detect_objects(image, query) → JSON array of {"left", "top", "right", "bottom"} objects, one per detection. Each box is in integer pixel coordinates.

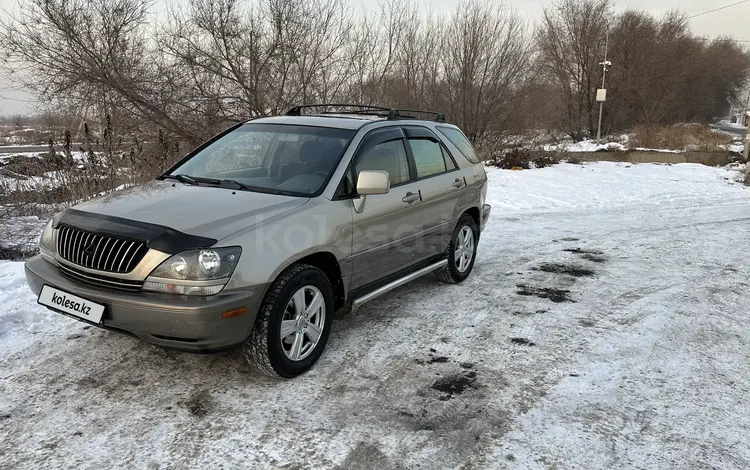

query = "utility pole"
[{"left": 596, "top": 30, "right": 611, "bottom": 144}]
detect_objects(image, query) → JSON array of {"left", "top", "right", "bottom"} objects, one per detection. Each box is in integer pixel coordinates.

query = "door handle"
[
  {"left": 452, "top": 178, "right": 465, "bottom": 188},
  {"left": 402, "top": 192, "right": 420, "bottom": 204}
]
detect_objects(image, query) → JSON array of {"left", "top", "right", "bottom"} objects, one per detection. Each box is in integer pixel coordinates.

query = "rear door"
[
  {"left": 403, "top": 126, "right": 467, "bottom": 257},
  {"left": 349, "top": 127, "right": 424, "bottom": 291}
]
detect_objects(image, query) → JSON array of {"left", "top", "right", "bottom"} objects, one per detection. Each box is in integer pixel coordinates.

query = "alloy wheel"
[
  {"left": 279, "top": 286, "right": 326, "bottom": 361},
  {"left": 454, "top": 226, "right": 474, "bottom": 273}
]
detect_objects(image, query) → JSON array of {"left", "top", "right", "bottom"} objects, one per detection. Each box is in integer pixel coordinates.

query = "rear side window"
[
  {"left": 409, "top": 139, "right": 446, "bottom": 178},
  {"left": 437, "top": 127, "right": 480, "bottom": 164}
]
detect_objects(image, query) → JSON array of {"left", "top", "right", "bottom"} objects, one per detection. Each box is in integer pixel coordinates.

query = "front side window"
[
  {"left": 436, "top": 126, "right": 480, "bottom": 164},
  {"left": 354, "top": 139, "right": 410, "bottom": 186},
  {"left": 167, "top": 123, "right": 354, "bottom": 196}
]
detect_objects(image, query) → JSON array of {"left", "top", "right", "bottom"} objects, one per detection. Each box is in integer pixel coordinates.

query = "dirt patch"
[
  {"left": 429, "top": 356, "right": 449, "bottom": 364},
  {"left": 559, "top": 237, "right": 580, "bottom": 242},
  {"left": 564, "top": 247, "right": 604, "bottom": 255},
  {"left": 535, "top": 263, "right": 595, "bottom": 277},
  {"left": 516, "top": 284, "right": 575, "bottom": 303},
  {"left": 510, "top": 337, "right": 536, "bottom": 346},
  {"left": 581, "top": 253, "right": 607, "bottom": 263},
  {"left": 512, "top": 308, "right": 549, "bottom": 316},
  {"left": 431, "top": 371, "right": 477, "bottom": 399},
  {"left": 185, "top": 389, "right": 213, "bottom": 418}
]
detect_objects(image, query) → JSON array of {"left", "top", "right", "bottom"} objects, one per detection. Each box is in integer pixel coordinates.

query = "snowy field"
[{"left": 1, "top": 162, "right": 750, "bottom": 469}]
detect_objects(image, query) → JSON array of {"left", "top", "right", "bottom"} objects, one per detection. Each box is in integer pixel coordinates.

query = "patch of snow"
[
  {"left": 726, "top": 143, "right": 745, "bottom": 153},
  {"left": 630, "top": 147, "right": 684, "bottom": 154},
  {"left": 717, "top": 119, "right": 749, "bottom": 130},
  {"left": 543, "top": 140, "right": 627, "bottom": 152}
]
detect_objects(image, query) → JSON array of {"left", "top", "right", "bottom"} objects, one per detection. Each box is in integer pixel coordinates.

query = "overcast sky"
[{"left": 0, "top": 0, "right": 748, "bottom": 115}]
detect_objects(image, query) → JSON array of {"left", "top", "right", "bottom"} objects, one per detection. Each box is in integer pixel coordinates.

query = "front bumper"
[
  {"left": 481, "top": 204, "right": 492, "bottom": 231},
  {"left": 24, "top": 255, "right": 267, "bottom": 353}
]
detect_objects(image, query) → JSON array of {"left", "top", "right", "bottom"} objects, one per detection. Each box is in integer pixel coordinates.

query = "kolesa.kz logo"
[{"left": 51, "top": 291, "right": 92, "bottom": 317}]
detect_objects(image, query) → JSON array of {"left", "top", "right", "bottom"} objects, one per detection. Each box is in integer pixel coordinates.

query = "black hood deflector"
[{"left": 55, "top": 208, "right": 217, "bottom": 254}]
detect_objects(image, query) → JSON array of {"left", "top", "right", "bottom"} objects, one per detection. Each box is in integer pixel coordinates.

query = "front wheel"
[
  {"left": 435, "top": 214, "right": 479, "bottom": 284},
  {"left": 243, "top": 264, "right": 333, "bottom": 378}
]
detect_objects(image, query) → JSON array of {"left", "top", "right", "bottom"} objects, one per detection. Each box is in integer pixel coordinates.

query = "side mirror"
[{"left": 356, "top": 170, "right": 390, "bottom": 195}]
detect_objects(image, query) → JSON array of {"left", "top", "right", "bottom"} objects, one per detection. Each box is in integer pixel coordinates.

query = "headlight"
[
  {"left": 142, "top": 247, "right": 241, "bottom": 296},
  {"left": 39, "top": 219, "right": 56, "bottom": 261}
]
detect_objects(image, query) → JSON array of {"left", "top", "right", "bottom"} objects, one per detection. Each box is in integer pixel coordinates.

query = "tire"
[
  {"left": 435, "top": 213, "right": 479, "bottom": 284},
  {"left": 243, "top": 264, "right": 334, "bottom": 378}
]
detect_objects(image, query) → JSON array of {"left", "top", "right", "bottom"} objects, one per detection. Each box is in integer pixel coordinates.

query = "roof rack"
[{"left": 285, "top": 104, "right": 446, "bottom": 123}]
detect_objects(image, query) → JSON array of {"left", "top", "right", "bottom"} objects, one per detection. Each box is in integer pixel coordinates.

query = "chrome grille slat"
[
  {"left": 91, "top": 235, "right": 103, "bottom": 266},
  {"left": 56, "top": 227, "right": 64, "bottom": 257},
  {"left": 124, "top": 243, "right": 143, "bottom": 272},
  {"left": 97, "top": 238, "right": 112, "bottom": 271},
  {"left": 65, "top": 227, "right": 73, "bottom": 262},
  {"left": 72, "top": 230, "right": 83, "bottom": 266},
  {"left": 76, "top": 231, "right": 85, "bottom": 266},
  {"left": 107, "top": 239, "right": 123, "bottom": 272},
  {"left": 64, "top": 227, "right": 72, "bottom": 261},
  {"left": 56, "top": 226, "right": 147, "bottom": 274},
  {"left": 118, "top": 241, "right": 136, "bottom": 272}
]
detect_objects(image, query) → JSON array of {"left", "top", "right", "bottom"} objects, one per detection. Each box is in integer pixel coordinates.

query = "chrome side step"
[{"left": 350, "top": 259, "right": 448, "bottom": 313}]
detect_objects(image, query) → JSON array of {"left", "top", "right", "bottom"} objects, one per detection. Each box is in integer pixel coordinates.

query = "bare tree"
[
  {"left": 440, "top": 0, "right": 534, "bottom": 142},
  {"left": 0, "top": 0, "right": 201, "bottom": 142},
  {"left": 537, "top": 0, "right": 612, "bottom": 141}
]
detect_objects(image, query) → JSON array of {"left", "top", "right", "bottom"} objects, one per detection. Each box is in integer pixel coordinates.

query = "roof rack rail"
[{"left": 285, "top": 104, "right": 447, "bottom": 123}]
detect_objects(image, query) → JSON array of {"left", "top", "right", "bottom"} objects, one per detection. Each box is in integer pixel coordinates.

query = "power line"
[{"left": 687, "top": 0, "right": 750, "bottom": 19}]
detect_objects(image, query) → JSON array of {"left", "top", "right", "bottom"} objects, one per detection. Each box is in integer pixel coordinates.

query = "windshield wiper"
[
  {"left": 163, "top": 174, "right": 198, "bottom": 185},
  {"left": 165, "top": 175, "right": 290, "bottom": 196},
  {"left": 218, "top": 179, "right": 281, "bottom": 195}
]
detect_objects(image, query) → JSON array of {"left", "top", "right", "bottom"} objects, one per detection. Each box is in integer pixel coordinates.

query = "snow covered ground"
[
  {"left": 1, "top": 162, "right": 750, "bottom": 469},
  {"left": 542, "top": 138, "right": 744, "bottom": 154}
]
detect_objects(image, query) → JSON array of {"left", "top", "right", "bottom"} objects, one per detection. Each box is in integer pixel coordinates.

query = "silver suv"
[{"left": 25, "top": 105, "right": 491, "bottom": 377}]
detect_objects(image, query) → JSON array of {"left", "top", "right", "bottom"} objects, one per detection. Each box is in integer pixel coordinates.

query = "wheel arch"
[
  {"left": 281, "top": 252, "right": 345, "bottom": 313},
  {"left": 462, "top": 206, "right": 481, "bottom": 229}
]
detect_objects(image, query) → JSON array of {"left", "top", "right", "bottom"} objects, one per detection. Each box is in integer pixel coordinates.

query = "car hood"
[{"left": 72, "top": 180, "right": 309, "bottom": 242}]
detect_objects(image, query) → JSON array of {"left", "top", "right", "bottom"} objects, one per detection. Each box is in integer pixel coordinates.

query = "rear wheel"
[
  {"left": 243, "top": 264, "right": 333, "bottom": 378},
  {"left": 436, "top": 214, "right": 479, "bottom": 284}
]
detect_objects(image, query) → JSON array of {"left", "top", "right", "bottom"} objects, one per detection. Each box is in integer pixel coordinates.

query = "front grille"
[
  {"left": 59, "top": 263, "right": 144, "bottom": 292},
  {"left": 56, "top": 225, "right": 148, "bottom": 274}
]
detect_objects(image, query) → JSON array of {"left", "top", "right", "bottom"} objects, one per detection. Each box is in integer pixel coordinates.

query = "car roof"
[{"left": 247, "top": 115, "right": 449, "bottom": 131}]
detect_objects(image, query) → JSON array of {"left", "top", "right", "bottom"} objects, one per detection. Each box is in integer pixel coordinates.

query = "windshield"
[{"left": 167, "top": 123, "right": 355, "bottom": 196}]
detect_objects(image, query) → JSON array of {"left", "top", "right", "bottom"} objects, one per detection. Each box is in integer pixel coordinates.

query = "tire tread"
[{"left": 242, "top": 263, "right": 316, "bottom": 378}]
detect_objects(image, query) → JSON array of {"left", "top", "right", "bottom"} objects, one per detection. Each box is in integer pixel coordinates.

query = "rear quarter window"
[{"left": 436, "top": 127, "right": 480, "bottom": 164}]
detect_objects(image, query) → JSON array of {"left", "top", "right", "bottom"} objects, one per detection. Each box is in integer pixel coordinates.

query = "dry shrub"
[
  {"left": 0, "top": 130, "right": 182, "bottom": 219},
  {"left": 488, "top": 148, "right": 531, "bottom": 169},
  {"left": 533, "top": 154, "right": 557, "bottom": 168},
  {"left": 631, "top": 124, "right": 731, "bottom": 152},
  {"left": 486, "top": 148, "right": 559, "bottom": 169}
]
